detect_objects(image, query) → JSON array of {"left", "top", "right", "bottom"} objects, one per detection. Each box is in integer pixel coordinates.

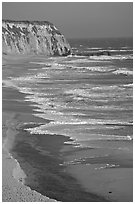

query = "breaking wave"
[{"left": 113, "top": 69, "right": 133, "bottom": 76}]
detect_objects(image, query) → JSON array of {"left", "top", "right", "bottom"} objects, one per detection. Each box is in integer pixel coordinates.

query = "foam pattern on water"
[{"left": 4, "top": 43, "right": 133, "bottom": 147}]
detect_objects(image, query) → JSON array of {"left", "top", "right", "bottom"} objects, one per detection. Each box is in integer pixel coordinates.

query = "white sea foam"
[
  {"left": 64, "top": 58, "right": 110, "bottom": 63},
  {"left": 119, "top": 49, "right": 133, "bottom": 52},
  {"left": 121, "top": 46, "right": 130, "bottom": 49},
  {"left": 74, "top": 66, "right": 115, "bottom": 72},
  {"left": 90, "top": 54, "right": 133, "bottom": 61},
  {"left": 113, "top": 69, "right": 133, "bottom": 76},
  {"left": 95, "top": 164, "right": 120, "bottom": 170},
  {"left": 5, "top": 51, "right": 132, "bottom": 149},
  {"left": 126, "top": 136, "right": 133, "bottom": 140},
  {"left": 68, "top": 54, "right": 86, "bottom": 58},
  {"left": 86, "top": 47, "right": 102, "bottom": 50},
  {"left": 49, "top": 63, "right": 73, "bottom": 70},
  {"left": 64, "top": 58, "right": 92, "bottom": 63},
  {"left": 92, "top": 85, "right": 122, "bottom": 91},
  {"left": 122, "top": 83, "right": 133, "bottom": 87},
  {"left": 10, "top": 72, "right": 50, "bottom": 86},
  {"left": 64, "top": 87, "right": 126, "bottom": 99},
  {"left": 95, "top": 49, "right": 133, "bottom": 52},
  {"left": 25, "top": 118, "right": 133, "bottom": 132},
  {"left": 49, "top": 56, "right": 68, "bottom": 60},
  {"left": 65, "top": 89, "right": 90, "bottom": 97},
  {"left": 24, "top": 123, "right": 133, "bottom": 142},
  {"left": 74, "top": 134, "right": 133, "bottom": 142}
]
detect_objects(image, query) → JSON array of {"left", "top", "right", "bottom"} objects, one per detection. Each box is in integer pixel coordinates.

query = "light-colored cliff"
[{"left": 2, "top": 20, "right": 71, "bottom": 56}]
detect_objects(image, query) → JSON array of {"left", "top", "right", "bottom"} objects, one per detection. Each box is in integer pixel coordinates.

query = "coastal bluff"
[{"left": 2, "top": 20, "right": 71, "bottom": 56}]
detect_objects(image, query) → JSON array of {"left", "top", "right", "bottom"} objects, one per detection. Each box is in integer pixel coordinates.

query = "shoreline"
[
  {"left": 2, "top": 53, "right": 132, "bottom": 202},
  {"left": 2, "top": 55, "right": 57, "bottom": 201},
  {"left": 2, "top": 56, "right": 105, "bottom": 202},
  {"left": 2, "top": 97, "right": 107, "bottom": 202},
  {"left": 2, "top": 111, "right": 56, "bottom": 202}
]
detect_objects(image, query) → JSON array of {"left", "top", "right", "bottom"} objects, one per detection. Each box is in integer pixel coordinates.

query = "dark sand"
[{"left": 2, "top": 112, "right": 55, "bottom": 202}]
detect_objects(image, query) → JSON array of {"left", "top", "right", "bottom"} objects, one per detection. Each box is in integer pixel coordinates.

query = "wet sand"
[
  {"left": 2, "top": 55, "right": 56, "bottom": 202},
  {"left": 64, "top": 149, "right": 133, "bottom": 202},
  {"left": 61, "top": 136, "right": 133, "bottom": 202},
  {"left": 2, "top": 111, "right": 56, "bottom": 202}
]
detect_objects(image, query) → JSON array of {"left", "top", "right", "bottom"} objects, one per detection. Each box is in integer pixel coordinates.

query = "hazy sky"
[{"left": 2, "top": 2, "right": 133, "bottom": 39}]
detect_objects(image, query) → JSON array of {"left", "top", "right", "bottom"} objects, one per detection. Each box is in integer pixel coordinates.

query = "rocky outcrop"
[
  {"left": 74, "top": 51, "right": 111, "bottom": 57},
  {"left": 2, "top": 20, "right": 71, "bottom": 56}
]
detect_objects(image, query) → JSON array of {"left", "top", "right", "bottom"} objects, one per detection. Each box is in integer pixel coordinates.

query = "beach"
[
  {"left": 2, "top": 37, "right": 133, "bottom": 202},
  {"left": 2, "top": 56, "right": 56, "bottom": 202},
  {"left": 2, "top": 2, "right": 133, "bottom": 202},
  {"left": 2, "top": 55, "right": 107, "bottom": 202}
]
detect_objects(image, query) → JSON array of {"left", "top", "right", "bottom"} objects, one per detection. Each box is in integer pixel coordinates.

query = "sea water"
[{"left": 7, "top": 37, "right": 133, "bottom": 201}]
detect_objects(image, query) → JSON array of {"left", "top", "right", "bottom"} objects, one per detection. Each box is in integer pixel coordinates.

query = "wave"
[
  {"left": 72, "top": 65, "right": 115, "bottom": 72},
  {"left": 86, "top": 47, "right": 102, "bottom": 50},
  {"left": 119, "top": 49, "right": 133, "bottom": 52},
  {"left": 24, "top": 118, "right": 133, "bottom": 133},
  {"left": 64, "top": 86, "right": 128, "bottom": 99},
  {"left": 98, "top": 49, "right": 132, "bottom": 52},
  {"left": 48, "top": 62, "right": 73, "bottom": 70},
  {"left": 85, "top": 49, "right": 132, "bottom": 52},
  {"left": 91, "top": 85, "right": 123, "bottom": 91},
  {"left": 29, "top": 61, "right": 67, "bottom": 70},
  {"left": 10, "top": 72, "right": 50, "bottom": 84},
  {"left": 24, "top": 123, "right": 133, "bottom": 142},
  {"left": 63, "top": 58, "right": 92, "bottom": 63},
  {"left": 90, "top": 54, "right": 133, "bottom": 61},
  {"left": 121, "top": 46, "right": 131, "bottom": 49},
  {"left": 4, "top": 56, "right": 132, "bottom": 149},
  {"left": 122, "top": 83, "right": 133, "bottom": 87},
  {"left": 113, "top": 68, "right": 133, "bottom": 76},
  {"left": 18, "top": 82, "right": 132, "bottom": 118},
  {"left": 95, "top": 164, "right": 120, "bottom": 170},
  {"left": 30, "top": 62, "right": 52, "bottom": 66}
]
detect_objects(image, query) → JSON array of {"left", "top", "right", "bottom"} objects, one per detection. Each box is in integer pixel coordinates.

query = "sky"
[{"left": 2, "top": 2, "right": 133, "bottom": 39}]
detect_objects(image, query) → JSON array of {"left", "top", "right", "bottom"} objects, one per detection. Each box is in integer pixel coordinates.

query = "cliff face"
[{"left": 2, "top": 20, "right": 71, "bottom": 56}]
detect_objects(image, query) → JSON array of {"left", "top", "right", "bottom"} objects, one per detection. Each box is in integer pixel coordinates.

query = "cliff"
[{"left": 2, "top": 20, "right": 71, "bottom": 56}]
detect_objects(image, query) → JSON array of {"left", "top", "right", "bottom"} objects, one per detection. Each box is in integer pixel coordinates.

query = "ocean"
[{"left": 4, "top": 37, "right": 133, "bottom": 201}]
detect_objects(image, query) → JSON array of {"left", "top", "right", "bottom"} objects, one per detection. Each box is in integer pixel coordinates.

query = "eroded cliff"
[{"left": 2, "top": 20, "right": 71, "bottom": 56}]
